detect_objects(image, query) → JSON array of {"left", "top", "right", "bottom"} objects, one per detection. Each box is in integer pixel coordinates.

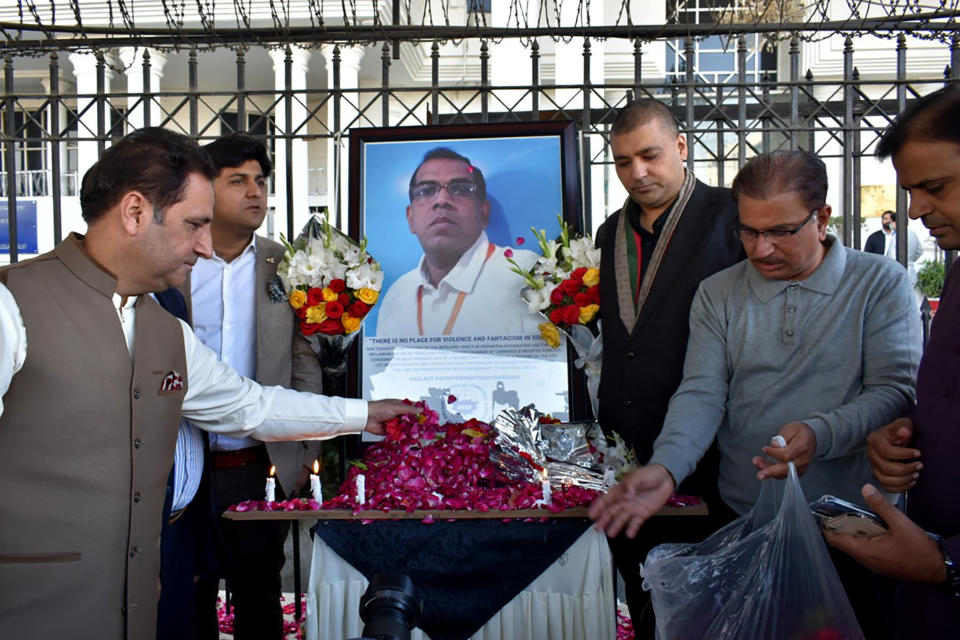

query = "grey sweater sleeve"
[
  {"left": 803, "top": 266, "right": 921, "bottom": 459},
  {"left": 648, "top": 283, "right": 729, "bottom": 486}
]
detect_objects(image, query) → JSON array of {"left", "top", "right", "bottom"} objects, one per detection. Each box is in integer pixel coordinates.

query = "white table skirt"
[{"left": 305, "top": 526, "right": 615, "bottom": 640}]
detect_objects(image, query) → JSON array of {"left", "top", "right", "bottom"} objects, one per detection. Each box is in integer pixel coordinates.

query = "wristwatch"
[{"left": 929, "top": 533, "right": 960, "bottom": 598}]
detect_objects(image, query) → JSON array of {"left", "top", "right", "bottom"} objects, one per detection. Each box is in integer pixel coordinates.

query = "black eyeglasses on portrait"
[
  {"left": 732, "top": 208, "right": 821, "bottom": 243},
  {"left": 410, "top": 180, "right": 480, "bottom": 203}
]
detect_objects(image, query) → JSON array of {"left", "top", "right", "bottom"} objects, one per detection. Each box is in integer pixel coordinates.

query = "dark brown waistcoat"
[{"left": 0, "top": 234, "right": 187, "bottom": 640}]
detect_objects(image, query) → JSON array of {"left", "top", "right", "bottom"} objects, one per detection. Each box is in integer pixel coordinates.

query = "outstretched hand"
[
  {"left": 825, "top": 483, "right": 945, "bottom": 584},
  {"left": 867, "top": 417, "right": 921, "bottom": 493},
  {"left": 587, "top": 464, "right": 676, "bottom": 539},
  {"left": 754, "top": 421, "right": 816, "bottom": 479},
  {"left": 364, "top": 399, "right": 421, "bottom": 435}
]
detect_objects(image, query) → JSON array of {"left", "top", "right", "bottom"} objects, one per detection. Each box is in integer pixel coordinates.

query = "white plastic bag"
[{"left": 640, "top": 463, "right": 863, "bottom": 640}]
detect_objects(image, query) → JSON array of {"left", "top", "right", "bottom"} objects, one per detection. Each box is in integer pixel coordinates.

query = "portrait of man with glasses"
[
  {"left": 590, "top": 149, "right": 922, "bottom": 639},
  {"left": 376, "top": 147, "right": 540, "bottom": 337}
]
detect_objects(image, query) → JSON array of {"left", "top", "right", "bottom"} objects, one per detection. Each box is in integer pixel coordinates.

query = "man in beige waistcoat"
[{"left": 0, "top": 127, "right": 409, "bottom": 640}]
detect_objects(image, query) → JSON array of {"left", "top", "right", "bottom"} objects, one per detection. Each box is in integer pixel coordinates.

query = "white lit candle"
[
  {"left": 265, "top": 465, "right": 277, "bottom": 503},
  {"left": 541, "top": 470, "right": 552, "bottom": 505},
  {"left": 356, "top": 473, "right": 366, "bottom": 506},
  {"left": 310, "top": 460, "right": 322, "bottom": 503}
]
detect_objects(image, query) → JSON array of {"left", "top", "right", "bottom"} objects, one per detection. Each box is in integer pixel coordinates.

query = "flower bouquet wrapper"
[
  {"left": 277, "top": 213, "right": 383, "bottom": 396},
  {"left": 564, "top": 321, "right": 603, "bottom": 419}
]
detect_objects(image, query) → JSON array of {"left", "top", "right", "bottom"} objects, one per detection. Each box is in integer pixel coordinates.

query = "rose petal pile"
[{"left": 322, "top": 402, "right": 601, "bottom": 514}]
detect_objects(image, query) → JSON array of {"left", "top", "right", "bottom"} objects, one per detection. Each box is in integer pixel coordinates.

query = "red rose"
[
  {"left": 329, "top": 279, "right": 346, "bottom": 293},
  {"left": 349, "top": 300, "right": 371, "bottom": 317},
  {"left": 385, "top": 419, "right": 405, "bottom": 442},
  {"left": 318, "top": 318, "right": 344, "bottom": 334},
  {"left": 294, "top": 305, "right": 307, "bottom": 320},
  {"left": 306, "top": 287, "right": 324, "bottom": 307},
  {"left": 325, "top": 300, "right": 345, "bottom": 319},
  {"left": 574, "top": 292, "right": 590, "bottom": 307},
  {"left": 300, "top": 319, "right": 321, "bottom": 335},
  {"left": 338, "top": 293, "right": 351, "bottom": 307},
  {"left": 562, "top": 305, "right": 580, "bottom": 325},
  {"left": 549, "top": 308, "right": 564, "bottom": 325},
  {"left": 571, "top": 267, "right": 587, "bottom": 282},
  {"left": 550, "top": 288, "right": 566, "bottom": 305},
  {"left": 587, "top": 285, "right": 600, "bottom": 304},
  {"left": 560, "top": 278, "right": 581, "bottom": 296}
]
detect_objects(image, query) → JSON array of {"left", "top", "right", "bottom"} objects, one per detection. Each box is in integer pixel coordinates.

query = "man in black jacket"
[
  {"left": 596, "top": 99, "right": 744, "bottom": 635},
  {"left": 864, "top": 210, "right": 894, "bottom": 255}
]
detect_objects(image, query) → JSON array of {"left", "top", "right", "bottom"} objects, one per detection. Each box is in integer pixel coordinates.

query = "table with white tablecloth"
[{"left": 305, "top": 522, "right": 614, "bottom": 640}]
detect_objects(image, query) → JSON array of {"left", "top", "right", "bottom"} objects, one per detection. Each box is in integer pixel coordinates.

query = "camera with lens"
[{"left": 348, "top": 572, "right": 423, "bottom": 640}]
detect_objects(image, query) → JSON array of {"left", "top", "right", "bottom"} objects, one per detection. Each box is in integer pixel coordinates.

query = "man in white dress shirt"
[
  {"left": 184, "top": 134, "right": 324, "bottom": 639},
  {"left": 0, "top": 127, "right": 409, "bottom": 640},
  {"left": 376, "top": 148, "right": 540, "bottom": 337}
]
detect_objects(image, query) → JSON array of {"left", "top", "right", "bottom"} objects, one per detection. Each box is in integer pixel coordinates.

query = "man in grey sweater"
[{"left": 590, "top": 150, "right": 921, "bottom": 637}]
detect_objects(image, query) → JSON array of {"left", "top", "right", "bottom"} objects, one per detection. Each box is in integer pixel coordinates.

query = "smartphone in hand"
[{"left": 810, "top": 495, "right": 888, "bottom": 538}]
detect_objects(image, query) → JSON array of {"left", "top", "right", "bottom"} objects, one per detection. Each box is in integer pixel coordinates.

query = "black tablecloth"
[{"left": 312, "top": 518, "right": 592, "bottom": 640}]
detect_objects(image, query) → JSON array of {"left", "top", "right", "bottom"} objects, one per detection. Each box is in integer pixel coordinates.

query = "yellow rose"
[
  {"left": 342, "top": 314, "right": 362, "bottom": 333},
  {"left": 356, "top": 287, "right": 380, "bottom": 305},
  {"left": 582, "top": 268, "right": 600, "bottom": 288},
  {"left": 538, "top": 322, "right": 561, "bottom": 348},
  {"left": 578, "top": 304, "right": 599, "bottom": 324},
  {"left": 288, "top": 289, "right": 307, "bottom": 310},
  {"left": 322, "top": 287, "right": 339, "bottom": 302},
  {"left": 305, "top": 304, "right": 327, "bottom": 324}
]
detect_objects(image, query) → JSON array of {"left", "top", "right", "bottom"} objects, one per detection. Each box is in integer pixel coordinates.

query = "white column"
[
  {"left": 320, "top": 45, "right": 363, "bottom": 232},
  {"left": 552, "top": 0, "right": 606, "bottom": 227},
  {"left": 491, "top": 1, "right": 532, "bottom": 113},
  {"left": 41, "top": 72, "right": 69, "bottom": 200},
  {"left": 554, "top": 0, "right": 604, "bottom": 108},
  {"left": 68, "top": 52, "right": 113, "bottom": 185},
  {"left": 117, "top": 48, "right": 167, "bottom": 131},
  {"left": 269, "top": 47, "right": 312, "bottom": 238}
]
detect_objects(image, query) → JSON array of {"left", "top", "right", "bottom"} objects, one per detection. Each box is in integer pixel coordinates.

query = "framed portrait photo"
[{"left": 349, "top": 121, "right": 586, "bottom": 424}]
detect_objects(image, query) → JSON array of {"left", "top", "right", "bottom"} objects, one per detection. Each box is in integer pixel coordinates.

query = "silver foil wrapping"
[{"left": 491, "top": 405, "right": 621, "bottom": 490}]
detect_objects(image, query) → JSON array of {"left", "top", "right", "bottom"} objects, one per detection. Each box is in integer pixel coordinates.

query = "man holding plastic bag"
[
  {"left": 590, "top": 150, "right": 922, "bottom": 638},
  {"left": 827, "top": 86, "right": 960, "bottom": 638}
]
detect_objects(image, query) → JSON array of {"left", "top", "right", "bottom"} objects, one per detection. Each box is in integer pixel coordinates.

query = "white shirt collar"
[
  {"left": 209, "top": 236, "right": 258, "bottom": 265},
  {"left": 416, "top": 231, "right": 491, "bottom": 295}
]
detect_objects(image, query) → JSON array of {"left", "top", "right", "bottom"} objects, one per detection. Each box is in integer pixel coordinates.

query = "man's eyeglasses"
[
  {"left": 410, "top": 180, "right": 480, "bottom": 203},
  {"left": 732, "top": 209, "right": 820, "bottom": 243}
]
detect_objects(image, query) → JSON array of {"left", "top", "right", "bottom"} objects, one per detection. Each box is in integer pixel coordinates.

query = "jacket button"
[
  {"left": 624, "top": 400, "right": 634, "bottom": 408},
  {"left": 134, "top": 438, "right": 143, "bottom": 449},
  {"left": 129, "top": 546, "right": 139, "bottom": 558},
  {"left": 626, "top": 351, "right": 636, "bottom": 359},
  {"left": 133, "top": 492, "right": 142, "bottom": 503},
  {"left": 133, "top": 388, "right": 142, "bottom": 400}
]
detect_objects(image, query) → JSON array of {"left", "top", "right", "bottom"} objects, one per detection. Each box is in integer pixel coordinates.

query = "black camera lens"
[{"left": 359, "top": 572, "right": 422, "bottom": 640}]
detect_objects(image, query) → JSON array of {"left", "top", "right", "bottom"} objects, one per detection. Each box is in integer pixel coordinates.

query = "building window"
[
  {"left": 0, "top": 109, "right": 48, "bottom": 197},
  {"left": 666, "top": 0, "right": 777, "bottom": 83},
  {"left": 467, "top": 0, "right": 492, "bottom": 14}
]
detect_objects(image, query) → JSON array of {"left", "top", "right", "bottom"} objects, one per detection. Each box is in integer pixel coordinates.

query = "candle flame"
[
  {"left": 313, "top": 460, "right": 320, "bottom": 474},
  {"left": 269, "top": 465, "right": 276, "bottom": 477}
]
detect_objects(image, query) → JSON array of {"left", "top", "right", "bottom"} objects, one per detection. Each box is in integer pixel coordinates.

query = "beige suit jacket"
[{"left": 181, "top": 235, "right": 324, "bottom": 494}]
